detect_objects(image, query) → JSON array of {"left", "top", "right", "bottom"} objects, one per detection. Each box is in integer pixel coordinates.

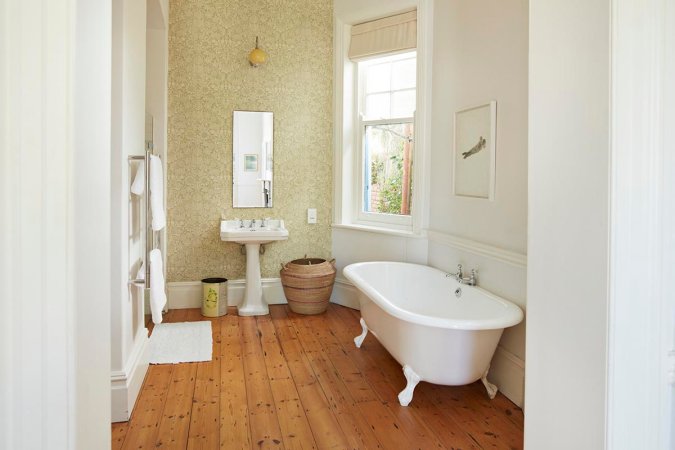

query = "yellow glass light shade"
[{"left": 248, "top": 37, "right": 268, "bottom": 67}]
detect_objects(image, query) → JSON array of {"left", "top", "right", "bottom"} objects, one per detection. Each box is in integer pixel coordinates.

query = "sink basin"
[
  {"left": 220, "top": 219, "right": 289, "bottom": 244},
  {"left": 220, "top": 219, "right": 288, "bottom": 316}
]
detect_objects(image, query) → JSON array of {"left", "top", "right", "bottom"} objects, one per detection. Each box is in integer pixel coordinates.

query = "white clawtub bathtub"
[{"left": 343, "top": 261, "right": 523, "bottom": 406}]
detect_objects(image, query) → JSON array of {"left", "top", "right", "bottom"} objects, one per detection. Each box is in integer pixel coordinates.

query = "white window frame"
[
  {"left": 355, "top": 52, "right": 416, "bottom": 228},
  {"left": 333, "top": 1, "right": 433, "bottom": 235}
]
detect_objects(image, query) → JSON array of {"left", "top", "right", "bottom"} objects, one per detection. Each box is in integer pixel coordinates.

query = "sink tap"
[
  {"left": 239, "top": 218, "right": 244, "bottom": 228},
  {"left": 260, "top": 218, "right": 267, "bottom": 227},
  {"left": 250, "top": 219, "right": 257, "bottom": 228}
]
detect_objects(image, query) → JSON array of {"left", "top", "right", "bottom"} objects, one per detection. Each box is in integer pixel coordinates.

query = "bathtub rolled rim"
[{"left": 343, "top": 261, "right": 524, "bottom": 331}]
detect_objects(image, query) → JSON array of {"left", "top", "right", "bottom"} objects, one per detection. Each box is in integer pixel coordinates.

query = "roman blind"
[{"left": 348, "top": 10, "right": 417, "bottom": 60}]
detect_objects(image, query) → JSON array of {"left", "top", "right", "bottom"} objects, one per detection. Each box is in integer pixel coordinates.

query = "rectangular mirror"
[{"left": 233, "top": 110, "right": 273, "bottom": 208}]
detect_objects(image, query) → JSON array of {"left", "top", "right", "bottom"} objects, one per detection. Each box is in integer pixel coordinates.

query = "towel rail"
[{"left": 127, "top": 147, "right": 153, "bottom": 287}]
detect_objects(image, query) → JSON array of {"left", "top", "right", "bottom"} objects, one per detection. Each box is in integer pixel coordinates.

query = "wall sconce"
[{"left": 248, "top": 36, "right": 268, "bottom": 67}]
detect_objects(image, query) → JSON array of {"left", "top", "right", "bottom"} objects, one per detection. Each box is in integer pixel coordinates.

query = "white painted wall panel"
[
  {"left": 429, "top": 0, "right": 528, "bottom": 254},
  {"left": 111, "top": 0, "right": 150, "bottom": 422},
  {"left": 331, "top": 227, "right": 428, "bottom": 281},
  {"left": 1, "top": 0, "right": 112, "bottom": 448},
  {"left": 526, "top": 0, "right": 611, "bottom": 448}
]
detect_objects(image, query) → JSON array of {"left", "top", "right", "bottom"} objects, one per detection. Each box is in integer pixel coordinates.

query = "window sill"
[{"left": 330, "top": 223, "right": 427, "bottom": 239}]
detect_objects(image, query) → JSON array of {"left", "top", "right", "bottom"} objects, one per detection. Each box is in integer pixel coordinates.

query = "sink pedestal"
[
  {"left": 237, "top": 243, "right": 269, "bottom": 316},
  {"left": 219, "top": 219, "right": 288, "bottom": 317}
]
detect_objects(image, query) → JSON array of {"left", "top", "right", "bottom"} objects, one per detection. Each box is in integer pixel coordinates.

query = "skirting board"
[
  {"left": 167, "top": 278, "right": 287, "bottom": 309},
  {"left": 111, "top": 331, "right": 149, "bottom": 422},
  {"left": 489, "top": 346, "right": 525, "bottom": 408},
  {"left": 329, "top": 276, "right": 525, "bottom": 407},
  {"left": 330, "top": 277, "right": 360, "bottom": 309}
]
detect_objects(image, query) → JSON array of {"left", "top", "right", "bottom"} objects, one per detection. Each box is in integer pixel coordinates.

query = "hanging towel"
[
  {"left": 149, "top": 249, "right": 167, "bottom": 324},
  {"left": 150, "top": 155, "right": 166, "bottom": 231},
  {"left": 136, "top": 261, "right": 145, "bottom": 280},
  {"left": 130, "top": 161, "right": 145, "bottom": 195}
]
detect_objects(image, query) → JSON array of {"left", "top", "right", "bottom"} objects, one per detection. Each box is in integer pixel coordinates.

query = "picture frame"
[
  {"left": 452, "top": 101, "right": 497, "bottom": 200},
  {"left": 243, "top": 154, "right": 258, "bottom": 172}
]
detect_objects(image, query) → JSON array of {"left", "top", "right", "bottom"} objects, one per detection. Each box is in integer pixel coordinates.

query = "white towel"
[
  {"left": 149, "top": 249, "right": 167, "bottom": 324},
  {"left": 130, "top": 161, "right": 145, "bottom": 195},
  {"left": 150, "top": 155, "right": 166, "bottom": 231}
]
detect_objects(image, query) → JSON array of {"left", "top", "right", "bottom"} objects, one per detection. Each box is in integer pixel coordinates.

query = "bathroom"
[{"left": 2, "top": 0, "right": 673, "bottom": 449}]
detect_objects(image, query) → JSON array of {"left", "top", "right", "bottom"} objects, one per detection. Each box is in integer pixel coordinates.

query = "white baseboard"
[
  {"left": 330, "top": 277, "right": 360, "bottom": 310},
  {"left": 111, "top": 331, "right": 149, "bottom": 422},
  {"left": 167, "top": 278, "right": 287, "bottom": 310},
  {"left": 489, "top": 345, "right": 525, "bottom": 408},
  {"left": 170, "top": 277, "right": 362, "bottom": 311}
]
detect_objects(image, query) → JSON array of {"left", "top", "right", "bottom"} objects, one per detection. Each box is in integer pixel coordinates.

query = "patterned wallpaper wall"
[{"left": 167, "top": 0, "right": 333, "bottom": 281}]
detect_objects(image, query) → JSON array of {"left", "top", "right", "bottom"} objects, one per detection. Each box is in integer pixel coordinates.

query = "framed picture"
[
  {"left": 453, "top": 101, "right": 497, "bottom": 200},
  {"left": 244, "top": 154, "right": 258, "bottom": 172}
]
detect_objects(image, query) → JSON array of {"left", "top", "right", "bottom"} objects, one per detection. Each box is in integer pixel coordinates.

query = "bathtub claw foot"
[
  {"left": 481, "top": 366, "right": 498, "bottom": 399},
  {"left": 354, "top": 318, "right": 369, "bottom": 348},
  {"left": 398, "top": 365, "right": 421, "bottom": 406}
]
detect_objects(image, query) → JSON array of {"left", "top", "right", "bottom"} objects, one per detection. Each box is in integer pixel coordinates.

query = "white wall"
[
  {"left": 111, "top": 0, "right": 150, "bottom": 422},
  {"left": 526, "top": 0, "right": 610, "bottom": 448},
  {"left": 1, "top": 0, "right": 112, "bottom": 448},
  {"left": 428, "top": 0, "right": 528, "bottom": 405},
  {"left": 428, "top": 0, "right": 528, "bottom": 253}
]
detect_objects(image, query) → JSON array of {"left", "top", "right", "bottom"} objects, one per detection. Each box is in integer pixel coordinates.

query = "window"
[
  {"left": 335, "top": 7, "right": 430, "bottom": 234},
  {"left": 357, "top": 52, "right": 416, "bottom": 225}
]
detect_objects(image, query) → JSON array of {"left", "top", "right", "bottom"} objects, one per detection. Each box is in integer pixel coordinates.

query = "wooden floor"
[{"left": 113, "top": 305, "right": 523, "bottom": 450}]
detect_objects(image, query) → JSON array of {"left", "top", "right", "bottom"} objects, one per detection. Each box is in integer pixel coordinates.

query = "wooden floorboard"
[
  {"left": 241, "top": 316, "right": 286, "bottom": 448},
  {"left": 187, "top": 314, "right": 221, "bottom": 450},
  {"left": 111, "top": 422, "right": 129, "bottom": 450},
  {"left": 219, "top": 310, "right": 251, "bottom": 449},
  {"left": 287, "top": 307, "right": 385, "bottom": 449},
  {"left": 121, "top": 364, "right": 173, "bottom": 450},
  {"left": 115, "top": 305, "right": 524, "bottom": 450},
  {"left": 257, "top": 315, "right": 318, "bottom": 450},
  {"left": 155, "top": 363, "right": 198, "bottom": 449},
  {"left": 270, "top": 307, "right": 350, "bottom": 450}
]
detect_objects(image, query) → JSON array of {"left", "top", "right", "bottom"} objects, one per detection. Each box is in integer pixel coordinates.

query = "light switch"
[{"left": 307, "top": 208, "right": 317, "bottom": 224}]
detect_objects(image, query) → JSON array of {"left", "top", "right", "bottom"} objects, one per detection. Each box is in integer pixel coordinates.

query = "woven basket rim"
[{"left": 287, "top": 257, "right": 330, "bottom": 265}]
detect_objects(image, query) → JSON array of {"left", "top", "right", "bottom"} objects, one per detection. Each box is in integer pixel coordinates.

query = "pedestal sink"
[{"left": 220, "top": 219, "right": 288, "bottom": 316}]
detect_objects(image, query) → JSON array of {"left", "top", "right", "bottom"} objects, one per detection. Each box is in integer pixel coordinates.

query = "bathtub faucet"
[
  {"left": 461, "top": 269, "right": 478, "bottom": 286},
  {"left": 446, "top": 265, "right": 478, "bottom": 286},
  {"left": 446, "top": 264, "right": 464, "bottom": 282}
]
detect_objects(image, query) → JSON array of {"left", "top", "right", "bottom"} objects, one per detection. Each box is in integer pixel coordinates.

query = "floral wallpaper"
[{"left": 167, "top": 0, "right": 333, "bottom": 282}]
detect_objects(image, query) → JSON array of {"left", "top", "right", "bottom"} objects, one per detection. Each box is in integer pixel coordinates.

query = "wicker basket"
[{"left": 280, "top": 257, "right": 336, "bottom": 315}]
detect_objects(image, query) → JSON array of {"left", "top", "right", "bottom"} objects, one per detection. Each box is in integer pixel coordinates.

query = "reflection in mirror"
[
  {"left": 233, "top": 111, "right": 273, "bottom": 208},
  {"left": 145, "top": 113, "right": 153, "bottom": 149}
]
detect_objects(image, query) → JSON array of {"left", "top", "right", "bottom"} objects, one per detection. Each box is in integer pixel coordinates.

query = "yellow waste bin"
[{"left": 201, "top": 277, "right": 228, "bottom": 317}]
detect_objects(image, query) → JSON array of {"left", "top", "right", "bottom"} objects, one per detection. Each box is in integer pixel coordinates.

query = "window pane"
[
  {"left": 391, "top": 89, "right": 416, "bottom": 118},
  {"left": 363, "top": 123, "right": 414, "bottom": 215},
  {"left": 364, "top": 93, "right": 390, "bottom": 120},
  {"left": 391, "top": 58, "right": 416, "bottom": 90},
  {"left": 365, "top": 63, "right": 391, "bottom": 93}
]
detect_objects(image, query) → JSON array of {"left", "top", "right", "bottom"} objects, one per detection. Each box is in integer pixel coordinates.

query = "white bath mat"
[{"left": 148, "top": 321, "right": 213, "bottom": 364}]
